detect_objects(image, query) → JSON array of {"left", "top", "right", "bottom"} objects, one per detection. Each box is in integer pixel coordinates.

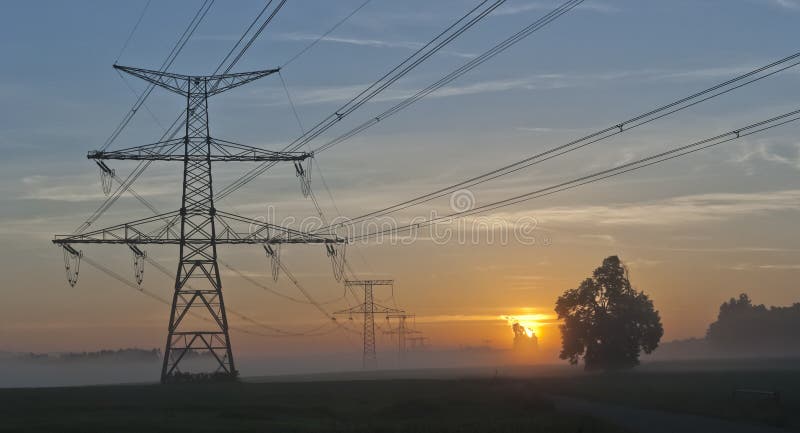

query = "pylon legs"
[
  {"left": 160, "top": 284, "right": 237, "bottom": 383},
  {"left": 362, "top": 283, "right": 377, "bottom": 369}
]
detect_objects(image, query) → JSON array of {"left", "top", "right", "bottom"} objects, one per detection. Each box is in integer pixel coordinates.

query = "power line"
[
  {"left": 114, "top": 68, "right": 165, "bottom": 130},
  {"left": 86, "top": 0, "right": 369, "bottom": 234},
  {"left": 77, "top": 0, "right": 219, "bottom": 233},
  {"left": 281, "top": 0, "right": 373, "bottom": 68},
  {"left": 277, "top": 261, "right": 361, "bottom": 335},
  {"left": 59, "top": 3, "right": 356, "bottom": 380},
  {"left": 220, "top": 260, "right": 345, "bottom": 305},
  {"left": 276, "top": 0, "right": 583, "bottom": 310},
  {"left": 317, "top": 51, "right": 800, "bottom": 231},
  {"left": 347, "top": 108, "right": 800, "bottom": 242},
  {"left": 272, "top": 0, "right": 504, "bottom": 296},
  {"left": 79, "top": 0, "right": 500, "bottom": 232},
  {"left": 81, "top": 253, "right": 343, "bottom": 338},
  {"left": 279, "top": 70, "right": 306, "bottom": 134},
  {"left": 277, "top": 77, "right": 374, "bottom": 283},
  {"left": 83, "top": 133, "right": 362, "bottom": 332},
  {"left": 115, "top": 0, "right": 152, "bottom": 63},
  {"left": 76, "top": 0, "right": 283, "bottom": 233},
  {"left": 212, "top": 0, "right": 277, "bottom": 75},
  {"left": 58, "top": 64, "right": 350, "bottom": 381},
  {"left": 144, "top": 257, "right": 345, "bottom": 336},
  {"left": 276, "top": 68, "right": 371, "bottom": 285},
  {"left": 216, "top": 0, "right": 585, "bottom": 200},
  {"left": 313, "top": 0, "right": 586, "bottom": 154},
  {"left": 216, "top": 0, "right": 508, "bottom": 200},
  {"left": 74, "top": 2, "right": 366, "bottom": 324},
  {"left": 450, "top": 110, "right": 800, "bottom": 220},
  {"left": 103, "top": 0, "right": 214, "bottom": 152},
  {"left": 217, "top": 0, "right": 288, "bottom": 75}
]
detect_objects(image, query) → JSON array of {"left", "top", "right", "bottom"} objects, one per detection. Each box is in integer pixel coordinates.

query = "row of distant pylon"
[{"left": 334, "top": 280, "right": 427, "bottom": 369}]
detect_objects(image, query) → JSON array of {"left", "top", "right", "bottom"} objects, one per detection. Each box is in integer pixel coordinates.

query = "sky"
[{"left": 1, "top": 0, "right": 799, "bottom": 370}]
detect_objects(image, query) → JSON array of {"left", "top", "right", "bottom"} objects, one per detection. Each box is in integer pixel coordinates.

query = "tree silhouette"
[
  {"left": 706, "top": 293, "right": 800, "bottom": 353},
  {"left": 555, "top": 256, "right": 663, "bottom": 370}
]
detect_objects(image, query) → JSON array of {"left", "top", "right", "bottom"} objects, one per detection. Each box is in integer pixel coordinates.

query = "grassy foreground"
[
  {"left": 533, "top": 362, "right": 800, "bottom": 430},
  {"left": 0, "top": 379, "right": 624, "bottom": 433}
]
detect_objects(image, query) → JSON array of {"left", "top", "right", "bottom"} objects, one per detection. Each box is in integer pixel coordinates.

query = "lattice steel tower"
[
  {"left": 54, "top": 65, "right": 344, "bottom": 383},
  {"left": 384, "top": 313, "right": 418, "bottom": 361},
  {"left": 335, "top": 280, "right": 401, "bottom": 368}
]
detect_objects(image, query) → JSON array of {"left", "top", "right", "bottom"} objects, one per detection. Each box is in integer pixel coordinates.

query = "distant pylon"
[
  {"left": 407, "top": 335, "right": 428, "bottom": 351},
  {"left": 335, "top": 280, "right": 401, "bottom": 369},
  {"left": 384, "top": 313, "right": 418, "bottom": 361}
]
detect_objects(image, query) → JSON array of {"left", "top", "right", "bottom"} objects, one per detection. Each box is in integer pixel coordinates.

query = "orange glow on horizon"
[{"left": 502, "top": 314, "right": 553, "bottom": 339}]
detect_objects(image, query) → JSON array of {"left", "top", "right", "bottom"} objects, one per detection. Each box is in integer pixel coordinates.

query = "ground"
[
  {"left": 0, "top": 379, "right": 624, "bottom": 433},
  {"left": 1, "top": 359, "right": 798, "bottom": 433},
  {"left": 533, "top": 360, "right": 800, "bottom": 430}
]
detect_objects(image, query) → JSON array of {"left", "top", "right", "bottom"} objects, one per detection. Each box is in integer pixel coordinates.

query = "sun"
[{"left": 502, "top": 314, "right": 549, "bottom": 338}]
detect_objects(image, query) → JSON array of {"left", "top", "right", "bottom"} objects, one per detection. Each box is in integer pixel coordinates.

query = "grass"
[
  {"left": 531, "top": 364, "right": 800, "bottom": 430},
  {"left": 0, "top": 379, "right": 625, "bottom": 433},
  {"left": 5, "top": 360, "right": 796, "bottom": 432}
]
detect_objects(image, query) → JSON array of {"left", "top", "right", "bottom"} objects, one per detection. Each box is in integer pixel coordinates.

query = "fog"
[{"left": 0, "top": 345, "right": 551, "bottom": 388}]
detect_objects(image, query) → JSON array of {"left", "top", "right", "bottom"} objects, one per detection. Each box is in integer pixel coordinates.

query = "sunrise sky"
[{"left": 1, "top": 0, "right": 799, "bottom": 365}]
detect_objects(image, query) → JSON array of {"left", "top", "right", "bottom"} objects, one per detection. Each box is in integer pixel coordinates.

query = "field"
[
  {"left": 1, "top": 359, "right": 798, "bottom": 433},
  {"left": 0, "top": 379, "right": 624, "bottom": 433},
  {"left": 533, "top": 360, "right": 800, "bottom": 430}
]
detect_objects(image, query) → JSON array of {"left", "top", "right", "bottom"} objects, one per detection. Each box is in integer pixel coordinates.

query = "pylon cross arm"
[
  {"left": 89, "top": 138, "right": 310, "bottom": 162},
  {"left": 52, "top": 210, "right": 346, "bottom": 245},
  {"left": 344, "top": 280, "right": 394, "bottom": 286},
  {"left": 334, "top": 305, "right": 403, "bottom": 316},
  {"left": 114, "top": 64, "right": 280, "bottom": 97},
  {"left": 214, "top": 211, "right": 346, "bottom": 244}
]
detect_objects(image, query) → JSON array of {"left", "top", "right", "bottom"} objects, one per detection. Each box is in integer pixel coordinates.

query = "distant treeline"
[
  {"left": 1, "top": 348, "right": 221, "bottom": 364},
  {"left": 0, "top": 348, "right": 228, "bottom": 364},
  {"left": 652, "top": 293, "right": 800, "bottom": 360},
  {"left": 9, "top": 348, "right": 162, "bottom": 364},
  {"left": 707, "top": 293, "right": 800, "bottom": 353}
]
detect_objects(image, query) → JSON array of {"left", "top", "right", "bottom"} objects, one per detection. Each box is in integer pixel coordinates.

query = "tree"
[
  {"left": 555, "top": 256, "right": 663, "bottom": 370},
  {"left": 706, "top": 293, "right": 800, "bottom": 354}
]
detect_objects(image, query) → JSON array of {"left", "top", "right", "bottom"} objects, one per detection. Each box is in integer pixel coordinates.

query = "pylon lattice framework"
[
  {"left": 54, "top": 65, "right": 345, "bottom": 383},
  {"left": 384, "top": 313, "right": 419, "bottom": 360},
  {"left": 334, "top": 280, "right": 402, "bottom": 369}
]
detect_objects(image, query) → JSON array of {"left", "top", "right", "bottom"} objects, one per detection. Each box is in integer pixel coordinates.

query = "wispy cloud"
[
  {"left": 250, "top": 74, "right": 573, "bottom": 107},
  {"left": 772, "top": 0, "right": 800, "bottom": 10},
  {"left": 192, "top": 34, "right": 240, "bottom": 42},
  {"left": 220, "top": 270, "right": 272, "bottom": 279},
  {"left": 427, "top": 77, "right": 559, "bottom": 97},
  {"left": 250, "top": 61, "right": 788, "bottom": 107},
  {"left": 276, "top": 33, "right": 476, "bottom": 58},
  {"left": 724, "top": 262, "right": 800, "bottom": 271},
  {"left": 416, "top": 312, "right": 558, "bottom": 324},
  {"left": 626, "top": 258, "right": 663, "bottom": 267},
  {"left": 516, "top": 127, "right": 553, "bottom": 132},
  {"left": 494, "top": 1, "right": 620, "bottom": 16},
  {"left": 492, "top": 190, "right": 800, "bottom": 227},
  {"left": 732, "top": 138, "right": 800, "bottom": 171},
  {"left": 662, "top": 246, "right": 800, "bottom": 253},
  {"left": 759, "top": 263, "right": 800, "bottom": 269},
  {"left": 580, "top": 233, "right": 615, "bottom": 243},
  {"left": 19, "top": 175, "right": 176, "bottom": 202},
  {"left": 504, "top": 275, "right": 545, "bottom": 281},
  {"left": 653, "top": 66, "right": 757, "bottom": 81}
]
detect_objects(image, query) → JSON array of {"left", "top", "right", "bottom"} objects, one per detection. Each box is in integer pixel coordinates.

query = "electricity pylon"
[
  {"left": 54, "top": 65, "right": 345, "bottom": 383},
  {"left": 334, "top": 280, "right": 401, "bottom": 369},
  {"left": 407, "top": 335, "right": 428, "bottom": 351},
  {"left": 384, "top": 313, "right": 418, "bottom": 361}
]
